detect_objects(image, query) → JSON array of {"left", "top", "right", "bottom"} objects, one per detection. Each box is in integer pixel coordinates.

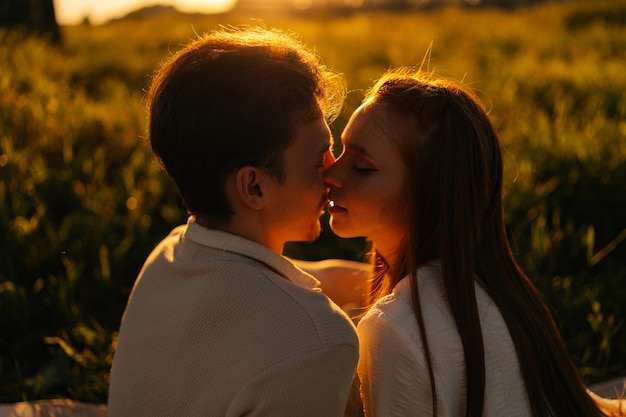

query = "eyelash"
[{"left": 352, "top": 166, "right": 377, "bottom": 174}]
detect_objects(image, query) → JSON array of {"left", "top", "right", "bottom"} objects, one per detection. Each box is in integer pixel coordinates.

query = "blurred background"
[{"left": 1, "top": 0, "right": 625, "bottom": 404}]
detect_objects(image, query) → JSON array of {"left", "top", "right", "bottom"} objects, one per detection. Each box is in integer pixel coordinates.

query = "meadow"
[{"left": 1, "top": 0, "right": 625, "bottom": 403}]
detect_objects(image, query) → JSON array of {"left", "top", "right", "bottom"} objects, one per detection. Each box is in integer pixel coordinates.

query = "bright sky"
[{"left": 54, "top": 0, "right": 238, "bottom": 25}]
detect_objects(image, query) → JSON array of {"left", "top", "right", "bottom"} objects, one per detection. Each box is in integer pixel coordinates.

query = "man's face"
[{"left": 264, "top": 112, "right": 334, "bottom": 251}]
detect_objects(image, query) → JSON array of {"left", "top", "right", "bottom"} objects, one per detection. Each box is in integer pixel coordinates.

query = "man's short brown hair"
[{"left": 148, "top": 26, "right": 345, "bottom": 225}]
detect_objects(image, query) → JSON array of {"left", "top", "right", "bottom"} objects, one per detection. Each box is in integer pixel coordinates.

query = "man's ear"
[{"left": 234, "top": 166, "right": 267, "bottom": 210}]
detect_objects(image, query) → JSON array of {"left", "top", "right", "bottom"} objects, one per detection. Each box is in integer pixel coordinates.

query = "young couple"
[{"left": 107, "top": 27, "right": 622, "bottom": 417}]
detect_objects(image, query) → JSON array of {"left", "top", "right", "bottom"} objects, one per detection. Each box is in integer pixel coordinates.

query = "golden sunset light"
[
  {"left": 2, "top": 0, "right": 625, "bottom": 412},
  {"left": 53, "top": 0, "right": 238, "bottom": 25}
]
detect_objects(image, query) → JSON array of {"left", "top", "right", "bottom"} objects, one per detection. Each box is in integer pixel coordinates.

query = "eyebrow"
[{"left": 344, "top": 142, "right": 374, "bottom": 159}]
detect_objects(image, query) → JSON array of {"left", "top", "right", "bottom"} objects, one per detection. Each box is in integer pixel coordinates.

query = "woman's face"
[{"left": 325, "top": 101, "right": 407, "bottom": 260}]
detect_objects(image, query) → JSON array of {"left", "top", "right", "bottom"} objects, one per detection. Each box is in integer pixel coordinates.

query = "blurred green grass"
[{"left": 1, "top": 0, "right": 625, "bottom": 402}]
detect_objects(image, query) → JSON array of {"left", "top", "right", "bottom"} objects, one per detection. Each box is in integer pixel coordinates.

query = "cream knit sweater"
[
  {"left": 357, "top": 260, "right": 532, "bottom": 417},
  {"left": 108, "top": 219, "right": 358, "bottom": 417}
]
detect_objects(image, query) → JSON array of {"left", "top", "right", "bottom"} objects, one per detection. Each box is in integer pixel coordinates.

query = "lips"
[{"left": 327, "top": 199, "right": 347, "bottom": 214}]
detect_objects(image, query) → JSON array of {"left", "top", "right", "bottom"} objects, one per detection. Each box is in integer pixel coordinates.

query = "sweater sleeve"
[
  {"left": 225, "top": 343, "right": 358, "bottom": 417},
  {"left": 357, "top": 312, "right": 428, "bottom": 417}
]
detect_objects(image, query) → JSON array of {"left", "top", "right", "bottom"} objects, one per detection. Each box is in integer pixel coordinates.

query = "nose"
[
  {"left": 323, "top": 157, "right": 341, "bottom": 188},
  {"left": 323, "top": 149, "right": 335, "bottom": 171}
]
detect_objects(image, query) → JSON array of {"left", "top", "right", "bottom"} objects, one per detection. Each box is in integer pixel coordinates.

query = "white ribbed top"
[{"left": 357, "top": 261, "right": 532, "bottom": 417}]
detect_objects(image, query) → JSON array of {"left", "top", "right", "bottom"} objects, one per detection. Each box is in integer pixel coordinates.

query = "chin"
[
  {"left": 331, "top": 231, "right": 354, "bottom": 239},
  {"left": 306, "top": 223, "right": 323, "bottom": 242},
  {"left": 328, "top": 221, "right": 353, "bottom": 239}
]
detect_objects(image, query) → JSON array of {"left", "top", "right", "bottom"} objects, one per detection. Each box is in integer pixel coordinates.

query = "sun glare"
[
  {"left": 175, "top": 0, "right": 238, "bottom": 14},
  {"left": 53, "top": 0, "right": 238, "bottom": 26}
]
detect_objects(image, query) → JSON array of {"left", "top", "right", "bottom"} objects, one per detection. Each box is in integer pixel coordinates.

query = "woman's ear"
[{"left": 234, "top": 166, "right": 266, "bottom": 210}]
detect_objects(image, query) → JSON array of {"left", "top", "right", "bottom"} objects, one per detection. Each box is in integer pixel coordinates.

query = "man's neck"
[{"left": 216, "top": 218, "right": 283, "bottom": 255}]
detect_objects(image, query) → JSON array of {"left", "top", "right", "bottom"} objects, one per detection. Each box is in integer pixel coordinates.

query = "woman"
[{"left": 324, "top": 69, "right": 622, "bottom": 416}]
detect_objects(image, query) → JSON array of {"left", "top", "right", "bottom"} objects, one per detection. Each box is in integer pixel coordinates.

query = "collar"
[{"left": 182, "top": 218, "right": 321, "bottom": 291}]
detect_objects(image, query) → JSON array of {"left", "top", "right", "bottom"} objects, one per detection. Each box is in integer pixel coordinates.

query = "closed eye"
[{"left": 352, "top": 166, "right": 377, "bottom": 173}]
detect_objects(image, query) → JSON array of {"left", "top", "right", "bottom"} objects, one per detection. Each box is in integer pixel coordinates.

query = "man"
[{"left": 107, "top": 27, "right": 359, "bottom": 417}]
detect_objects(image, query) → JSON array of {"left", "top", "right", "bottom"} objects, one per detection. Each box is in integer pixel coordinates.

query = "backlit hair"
[
  {"left": 365, "top": 69, "right": 606, "bottom": 417},
  {"left": 148, "top": 26, "right": 345, "bottom": 225}
]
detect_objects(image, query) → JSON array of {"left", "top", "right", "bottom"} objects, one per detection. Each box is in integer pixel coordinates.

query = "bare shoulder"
[
  {"left": 293, "top": 258, "right": 371, "bottom": 273},
  {"left": 588, "top": 389, "right": 625, "bottom": 416},
  {"left": 289, "top": 258, "right": 371, "bottom": 312}
]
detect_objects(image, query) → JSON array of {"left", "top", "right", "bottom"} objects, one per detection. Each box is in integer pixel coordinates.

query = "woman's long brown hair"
[{"left": 366, "top": 70, "right": 606, "bottom": 417}]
